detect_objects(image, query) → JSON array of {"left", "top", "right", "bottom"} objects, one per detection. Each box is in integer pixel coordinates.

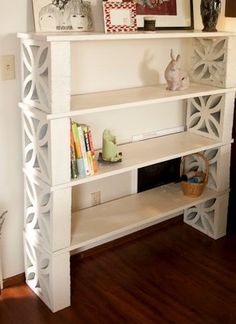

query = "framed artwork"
[
  {"left": 225, "top": 0, "right": 236, "bottom": 17},
  {"left": 32, "top": 0, "right": 93, "bottom": 32},
  {"left": 103, "top": 1, "right": 137, "bottom": 33},
  {"left": 130, "top": 0, "right": 194, "bottom": 30}
]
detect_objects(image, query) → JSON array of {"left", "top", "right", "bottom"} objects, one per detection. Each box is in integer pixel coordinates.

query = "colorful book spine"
[
  {"left": 70, "top": 124, "right": 78, "bottom": 179},
  {"left": 77, "top": 124, "right": 91, "bottom": 176},
  {"left": 87, "top": 126, "right": 97, "bottom": 173},
  {"left": 70, "top": 120, "right": 98, "bottom": 178},
  {"left": 81, "top": 124, "right": 94, "bottom": 175},
  {"left": 71, "top": 122, "right": 85, "bottom": 176},
  {"left": 72, "top": 122, "right": 81, "bottom": 158}
]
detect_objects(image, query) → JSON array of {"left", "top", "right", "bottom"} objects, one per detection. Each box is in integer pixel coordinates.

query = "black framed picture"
[
  {"left": 132, "top": 0, "right": 194, "bottom": 30},
  {"left": 225, "top": 0, "right": 236, "bottom": 17}
]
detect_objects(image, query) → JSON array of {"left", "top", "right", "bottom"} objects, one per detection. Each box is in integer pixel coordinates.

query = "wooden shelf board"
[
  {"left": 18, "top": 30, "right": 236, "bottom": 42},
  {"left": 52, "top": 132, "right": 221, "bottom": 190},
  {"left": 45, "top": 84, "right": 236, "bottom": 119},
  {"left": 69, "top": 183, "right": 219, "bottom": 253}
]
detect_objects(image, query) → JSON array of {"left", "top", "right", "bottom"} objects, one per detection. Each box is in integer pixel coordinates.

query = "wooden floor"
[{"left": 1, "top": 219, "right": 236, "bottom": 324}]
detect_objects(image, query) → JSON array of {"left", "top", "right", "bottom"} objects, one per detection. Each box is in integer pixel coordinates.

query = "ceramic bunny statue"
[{"left": 164, "top": 49, "right": 189, "bottom": 91}]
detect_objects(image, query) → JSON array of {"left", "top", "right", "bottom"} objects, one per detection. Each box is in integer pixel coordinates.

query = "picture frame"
[
  {"left": 103, "top": 1, "right": 137, "bottom": 33},
  {"left": 225, "top": 0, "right": 236, "bottom": 17},
  {"left": 134, "top": 0, "right": 194, "bottom": 30},
  {"left": 32, "top": 0, "right": 93, "bottom": 32}
]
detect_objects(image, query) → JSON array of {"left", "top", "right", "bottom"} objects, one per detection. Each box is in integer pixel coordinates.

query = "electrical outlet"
[
  {"left": 0, "top": 55, "right": 15, "bottom": 80},
  {"left": 91, "top": 191, "right": 101, "bottom": 206}
]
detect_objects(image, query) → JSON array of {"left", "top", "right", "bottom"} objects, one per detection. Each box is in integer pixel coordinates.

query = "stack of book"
[{"left": 70, "top": 120, "right": 97, "bottom": 179}]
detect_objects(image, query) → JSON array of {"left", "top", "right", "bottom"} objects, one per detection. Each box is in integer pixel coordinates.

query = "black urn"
[{"left": 200, "top": 0, "right": 221, "bottom": 32}]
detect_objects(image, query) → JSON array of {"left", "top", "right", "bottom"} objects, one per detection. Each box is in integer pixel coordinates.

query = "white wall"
[
  {"left": 0, "top": 1, "right": 34, "bottom": 279},
  {"left": 1, "top": 0, "right": 236, "bottom": 280},
  {"left": 0, "top": 0, "right": 33, "bottom": 278}
]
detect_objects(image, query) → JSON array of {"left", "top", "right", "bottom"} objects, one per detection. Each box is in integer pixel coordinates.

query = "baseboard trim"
[{"left": 3, "top": 273, "right": 25, "bottom": 289}]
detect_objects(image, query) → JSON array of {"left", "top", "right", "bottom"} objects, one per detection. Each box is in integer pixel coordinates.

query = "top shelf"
[
  {"left": 42, "top": 83, "right": 236, "bottom": 119},
  {"left": 17, "top": 30, "right": 236, "bottom": 42}
]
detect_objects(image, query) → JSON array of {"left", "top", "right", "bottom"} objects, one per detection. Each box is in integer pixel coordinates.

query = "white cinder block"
[
  {"left": 225, "top": 36, "right": 236, "bottom": 88},
  {"left": 184, "top": 192, "right": 229, "bottom": 239},
  {"left": 22, "top": 105, "right": 51, "bottom": 184},
  {"left": 205, "top": 145, "right": 231, "bottom": 193},
  {"left": 51, "top": 189, "right": 71, "bottom": 251},
  {"left": 191, "top": 37, "right": 236, "bottom": 88},
  {"left": 24, "top": 233, "right": 71, "bottom": 312},
  {"left": 50, "top": 251, "right": 71, "bottom": 312},
  {"left": 49, "top": 42, "right": 71, "bottom": 114},
  {"left": 187, "top": 92, "right": 235, "bottom": 143},
  {"left": 191, "top": 38, "right": 227, "bottom": 87},
  {"left": 24, "top": 172, "right": 71, "bottom": 252},
  {"left": 220, "top": 91, "right": 235, "bottom": 144},
  {"left": 22, "top": 104, "right": 71, "bottom": 186},
  {"left": 21, "top": 39, "right": 50, "bottom": 112},
  {"left": 21, "top": 39, "right": 71, "bottom": 114},
  {"left": 49, "top": 117, "right": 71, "bottom": 186}
]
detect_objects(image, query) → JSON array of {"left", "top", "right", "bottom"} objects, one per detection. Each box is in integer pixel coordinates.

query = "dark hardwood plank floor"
[{"left": 1, "top": 220, "right": 236, "bottom": 324}]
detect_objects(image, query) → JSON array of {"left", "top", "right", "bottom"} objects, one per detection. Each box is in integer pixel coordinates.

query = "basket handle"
[{"left": 180, "top": 153, "right": 209, "bottom": 183}]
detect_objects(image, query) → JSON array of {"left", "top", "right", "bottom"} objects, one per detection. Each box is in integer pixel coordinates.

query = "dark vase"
[{"left": 200, "top": 0, "right": 221, "bottom": 32}]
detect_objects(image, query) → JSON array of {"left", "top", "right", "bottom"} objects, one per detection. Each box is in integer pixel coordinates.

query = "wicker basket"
[{"left": 180, "top": 153, "right": 209, "bottom": 198}]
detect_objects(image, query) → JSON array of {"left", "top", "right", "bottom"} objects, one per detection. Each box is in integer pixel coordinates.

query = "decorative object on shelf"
[
  {"left": 225, "top": 0, "right": 236, "bottom": 17},
  {"left": 164, "top": 49, "right": 189, "bottom": 91},
  {"left": 0, "top": 211, "right": 7, "bottom": 291},
  {"left": 143, "top": 16, "right": 156, "bottom": 31},
  {"left": 103, "top": 1, "right": 137, "bottom": 33},
  {"left": 133, "top": 0, "right": 193, "bottom": 30},
  {"left": 101, "top": 129, "right": 122, "bottom": 162},
  {"left": 32, "top": 0, "right": 93, "bottom": 32},
  {"left": 180, "top": 153, "right": 209, "bottom": 198},
  {"left": 200, "top": 0, "right": 221, "bottom": 32},
  {"left": 98, "top": 151, "right": 123, "bottom": 164}
]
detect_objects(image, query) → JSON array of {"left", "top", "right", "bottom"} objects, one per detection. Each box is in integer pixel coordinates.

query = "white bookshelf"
[
  {"left": 19, "top": 83, "right": 235, "bottom": 119},
  {"left": 18, "top": 30, "right": 236, "bottom": 42},
  {"left": 18, "top": 31, "right": 236, "bottom": 312},
  {"left": 49, "top": 132, "right": 221, "bottom": 189},
  {"left": 62, "top": 83, "right": 235, "bottom": 118},
  {"left": 70, "top": 183, "right": 221, "bottom": 253}
]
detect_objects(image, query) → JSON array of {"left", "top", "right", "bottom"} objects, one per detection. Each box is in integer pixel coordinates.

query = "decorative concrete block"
[
  {"left": 24, "top": 172, "right": 71, "bottom": 252},
  {"left": 204, "top": 145, "right": 231, "bottom": 193},
  {"left": 224, "top": 36, "right": 236, "bottom": 88},
  {"left": 184, "top": 192, "right": 229, "bottom": 239},
  {"left": 24, "top": 232, "right": 71, "bottom": 312},
  {"left": 21, "top": 39, "right": 70, "bottom": 114},
  {"left": 191, "top": 37, "right": 236, "bottom": 88},
  {"left": 191, "top": 38, "right": 226, "bottom": 87},
  {"left": 22, "top": 105, "right": 70, "bottom": 186},
  {"left": 187, "top": 92, "right": 235, "bottom": 143}
]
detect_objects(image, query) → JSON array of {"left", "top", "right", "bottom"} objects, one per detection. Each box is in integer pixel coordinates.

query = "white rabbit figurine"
[{"left": 164, "top": 49, "right": 189, "bottom": 91}]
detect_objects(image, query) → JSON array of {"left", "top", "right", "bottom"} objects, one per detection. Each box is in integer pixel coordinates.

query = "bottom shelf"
[{"left": 70, "top": 183, "right": 218, "bottom": 252}]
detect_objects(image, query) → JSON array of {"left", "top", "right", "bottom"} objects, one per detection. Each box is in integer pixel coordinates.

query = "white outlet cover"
[{"left": 1, "top": 55, "right": 15, "bottom": 80}]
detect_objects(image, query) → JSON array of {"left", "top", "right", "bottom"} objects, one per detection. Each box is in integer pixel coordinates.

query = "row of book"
[{"left": 70, "top": 120, "right": 97, "bottom": 179}]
